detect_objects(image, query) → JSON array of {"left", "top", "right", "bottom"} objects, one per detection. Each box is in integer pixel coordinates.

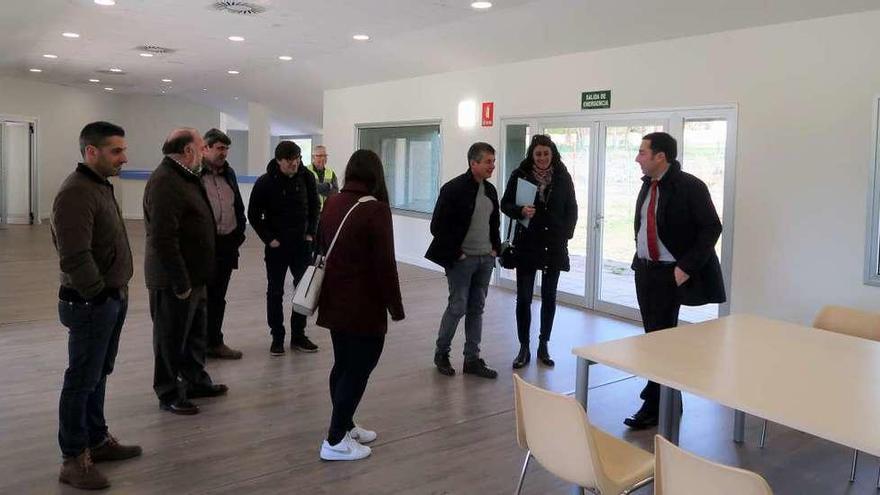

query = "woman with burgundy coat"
[{"left": 315, "top": 149, "right": 405, "bottom": 461}]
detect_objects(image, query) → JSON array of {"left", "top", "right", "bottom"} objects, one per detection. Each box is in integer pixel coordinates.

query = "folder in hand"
[{"left": 515, "top": 178, "right": 538, "bottom": 228}]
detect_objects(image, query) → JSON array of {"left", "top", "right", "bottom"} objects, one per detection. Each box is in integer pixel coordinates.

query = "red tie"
[{"left": 647, "top": 180, "right": 660, "bottom": 261}]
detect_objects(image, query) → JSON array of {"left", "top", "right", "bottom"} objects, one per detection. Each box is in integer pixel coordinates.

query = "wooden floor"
[{"left": 0, "top": 222, "right": 876, "bottom": 494}]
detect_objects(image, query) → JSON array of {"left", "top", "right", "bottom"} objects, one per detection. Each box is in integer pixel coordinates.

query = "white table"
[{"left": 572, "top": 314, "right": 880, "bottom": 457}]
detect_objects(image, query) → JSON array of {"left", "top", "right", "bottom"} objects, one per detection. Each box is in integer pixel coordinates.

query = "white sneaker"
[
  {"left": 349, "top": 424, "right": 377, "bottom": 444},
  {"left": 320, "top": 433, "right": 371, "bottom": 461}
]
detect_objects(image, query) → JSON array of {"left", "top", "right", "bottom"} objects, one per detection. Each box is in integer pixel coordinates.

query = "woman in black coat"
[{"left": 500, "top": 134, "right": 578, "bottom": 369}]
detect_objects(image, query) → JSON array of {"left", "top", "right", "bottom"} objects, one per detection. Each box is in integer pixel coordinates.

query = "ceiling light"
[
  {"left": 471, "top": 1, "right": 492, "bottom": 9},
  {"left": 352, "top": 34, "right": 370, "bottom": 41},
  {"left": 139, "top": 52, "right": 154, "bottom": 57},
  {"left": 228, "top": 36, "right": 245, "bottom": 42},
  {"left": 43, "top": 54, "right": 58, "bottom": 59},
  {"left": 62, "top": 32, "right": 81, "bottom": 38},
  {"left": 29, "top": 68, "right": 42, "bottom": 73},
  {"left": 202, "top": 88, "right": 208, "bottom": 91},
  {"left": 234, "top": 96, "right": 239, "bottom": 100},
  {"left": 109, "top": 67, "right": 123, "bottom": 72},
  {"left": 104, "top": 87, "right": 114, "bottom": 91},
  {"left": 161, "top": 78, "right": 172, "bottom": 82},
  {"left": 94, "top": 0, "right": 115, "bottom": 5},
  {"left": 278, "top": 55, "right": 293, "bottom": 61},
  {"left": 89, "top": 78, "right": 100, "bottom": 82},
  {"left": 227, "top": 70, "right": 239, "bottom": 74}
]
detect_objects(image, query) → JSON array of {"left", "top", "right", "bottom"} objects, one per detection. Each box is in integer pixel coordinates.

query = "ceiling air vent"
[
  {"left": 211, "top": 1, "right": 266, "bottom": 15},
  {"left": 135, "top": 45, "right": 177, "bottom": 55}
]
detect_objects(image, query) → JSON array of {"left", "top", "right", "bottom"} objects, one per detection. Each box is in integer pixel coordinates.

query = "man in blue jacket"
[{"left": 425, "top": 142, "right": 501, "bottom": 379}]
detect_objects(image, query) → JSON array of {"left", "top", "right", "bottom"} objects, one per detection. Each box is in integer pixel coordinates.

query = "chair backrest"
[
  {"left": 512, "top": 374, "right": 600, "bottom": 489},
  {"left": 812, "top": 305, "right": 880, "bottom": 342},
  {"left": 654, "top": 435, "right": 772, "bottom": 495}
]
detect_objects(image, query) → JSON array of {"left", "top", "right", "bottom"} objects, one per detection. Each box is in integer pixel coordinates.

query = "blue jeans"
[
  {"left": 58, "top": 294, "right": 127, "bottom": 458},
  {"left": 434, "top": 254, "right": 495, "bottom": 361}
]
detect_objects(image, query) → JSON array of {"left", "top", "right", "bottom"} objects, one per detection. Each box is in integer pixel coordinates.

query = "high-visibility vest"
[{"left": 308, "top": 164, "right": 337, "bottom": 207}]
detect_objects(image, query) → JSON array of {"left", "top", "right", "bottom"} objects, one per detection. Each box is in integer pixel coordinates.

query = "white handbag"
[{"left": 292, "top": 195, "right": 377, "bottom": 316}]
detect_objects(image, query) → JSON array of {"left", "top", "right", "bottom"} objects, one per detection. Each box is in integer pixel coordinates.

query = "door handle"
[{"left": 594, "top": 215, "right": 604, "bottom": 230}]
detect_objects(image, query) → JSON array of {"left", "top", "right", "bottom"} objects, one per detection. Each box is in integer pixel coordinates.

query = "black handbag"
[{"left": 499, "top": 217, "right": 518, "bottom": 269}]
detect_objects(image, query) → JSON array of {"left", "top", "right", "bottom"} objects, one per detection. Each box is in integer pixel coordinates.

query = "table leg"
[
  {"left": 659, "top": 385, "right": 682, "bottom": 445},
  {"left": 575, "top": 358, "right": 591, "bottom": 410},
  {"left": 573, "top": 358, "right": 593, "bottom": 495},
  {"left": 733, "top": 409, "right": 745, "bottom": 443}
]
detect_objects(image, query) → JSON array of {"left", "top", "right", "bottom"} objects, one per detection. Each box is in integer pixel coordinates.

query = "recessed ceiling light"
[
  {"left": 62, "top": 32, "right": 81, "bottom": 38},
  {"left": 94, "top": 0, "right": 115, "bottom": 5},
  {"left": 278, "top": 55, "right": 293, "bottom": 61},
  {"left": 139, "top": 53, "right": 154, "bottom": 57},
  {"left": 161, "top": 90, "right": 166, "bottom": 94},
  {"left": 29, "top": 68, "right": 42, "bottom": 73},
  {"left": 89, "top": 78, "right": 100, "bottom": 82},
  {"left": 43, "top": 54, "right": 58, "bottom": 59},
  {"left": 202, "top": 88, "right": 208, "bottom": 91},
  {"left": 161, "top": 78, "right": 172, "bottom": 82},
  {"left": 228, "top": 36, "right": 245, "bottom": 42},
  {"left": 352, "top": 34, "right": 370, "bottom": 41},
  {"left": 104, "top": 87, "right": 114, "bottom": 91},
  {"left": 227, "top": 70, "right": 240, "bottom": 74},
  {"left": 109, "top": 67, "right": 123, "bottom": 72},
  {"left": 471, "top": 1, "right": 492, "bottom": 9},
  {"left": 233, "top": 96, "right": 239, "bottom": 100}
]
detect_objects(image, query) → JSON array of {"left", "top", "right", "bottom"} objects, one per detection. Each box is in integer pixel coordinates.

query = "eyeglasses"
[{"left": 313, "top": 154, "right": 328, "bottom": 158}]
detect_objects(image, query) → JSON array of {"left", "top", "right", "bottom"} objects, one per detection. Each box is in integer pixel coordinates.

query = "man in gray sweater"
[{"left": 51, "top": 121, "right": 142, "bottom": 490}]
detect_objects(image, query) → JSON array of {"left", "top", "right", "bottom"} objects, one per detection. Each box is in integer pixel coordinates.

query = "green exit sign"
[{"left": 581, "top": 90, "right": 611, "bottom": 110}]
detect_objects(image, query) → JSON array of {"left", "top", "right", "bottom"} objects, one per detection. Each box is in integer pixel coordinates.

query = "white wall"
[
  {"left": 114, "top": 95, "right": 221, "bottom": 218},
  {"left": 0, "top": 76, "right": 120, "bottom": 220},
  {"left": 324, "top": 11, "right": 880, "bottom": 324}
]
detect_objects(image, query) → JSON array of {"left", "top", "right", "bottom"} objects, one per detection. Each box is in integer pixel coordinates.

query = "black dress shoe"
[
  {"left": 159, "top": 399, "right": 200, "bottom": 415},
  {"left": 537, "top": 341, "right": 555, "bottom": 367},
  {"left": 623, "top": 409, "right": 658, "bottom": 430},
  {"left": 188, "top": 383, "right": 229, "bottom": 398},
  {"left": 512, "top": 345, "right": 530, "bottom": 369}
]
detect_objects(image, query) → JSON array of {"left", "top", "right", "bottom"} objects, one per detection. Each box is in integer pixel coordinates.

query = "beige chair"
[
  {"left": 512, "top": 374, "right": 654, "bottom": 494},
  {"left": 655, "top": 435, "right": 772, "bottom": 494},
  {"left": 759, "top": 305, "right": 880, "bottom": 486}
]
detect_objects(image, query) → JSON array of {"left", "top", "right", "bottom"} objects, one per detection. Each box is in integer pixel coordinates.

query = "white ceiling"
[{"left": 2, "top": 0, "right": 878, "bottom": 134}]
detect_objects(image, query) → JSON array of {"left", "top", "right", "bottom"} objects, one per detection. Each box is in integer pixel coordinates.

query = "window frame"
[
  {"left": 864, "top": 96, "right": 880, "bottom": 286},
  {"left": 355, "top": 120, "right": 443, "bottom": 218}
]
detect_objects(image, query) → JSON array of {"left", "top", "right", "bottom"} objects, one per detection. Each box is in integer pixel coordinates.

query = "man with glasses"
[
  {"left": 307, "top": 145, "right": 338, "bottom": 210},
  {"left": 248, "top": 140, "right": 321, "bottom": 356}
]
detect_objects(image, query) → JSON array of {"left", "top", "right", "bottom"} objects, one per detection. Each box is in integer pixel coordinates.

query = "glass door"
[
  {"left": 497, "top": 122, "right": 532, "bottom": 289},
  {"left": 541, "top": 125, "right": 592, "bottom": 302},
  {"left": 592, "top": 121, "right": 666, "bottom": 320}
]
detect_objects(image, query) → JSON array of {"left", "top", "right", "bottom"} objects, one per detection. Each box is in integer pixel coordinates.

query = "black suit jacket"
[{"left": 632, "top": 160, "right": 726, "bottom": 306}]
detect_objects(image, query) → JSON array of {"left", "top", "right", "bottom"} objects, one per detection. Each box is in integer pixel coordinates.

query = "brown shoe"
[
  {"left": 207, "top": 343, "right": 243, "bottom": 360},
  {"left": 90, "top": 433, "right": 142, "bottom": 463},
  {"left": 59, "top": 449, "right": 110, "bottom": 490}
]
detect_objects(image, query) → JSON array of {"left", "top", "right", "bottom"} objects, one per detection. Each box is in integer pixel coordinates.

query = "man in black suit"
[{"left": 624, "top": 132, "right": 726, "bottom": 430}]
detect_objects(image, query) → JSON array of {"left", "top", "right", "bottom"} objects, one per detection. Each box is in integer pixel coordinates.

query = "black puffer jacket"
[
  {"left": 247, "top": 159, "right": 319, "bottom": 245},
  {"left": 500, "top": 164, "right": 578, "bottom": 272}
]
